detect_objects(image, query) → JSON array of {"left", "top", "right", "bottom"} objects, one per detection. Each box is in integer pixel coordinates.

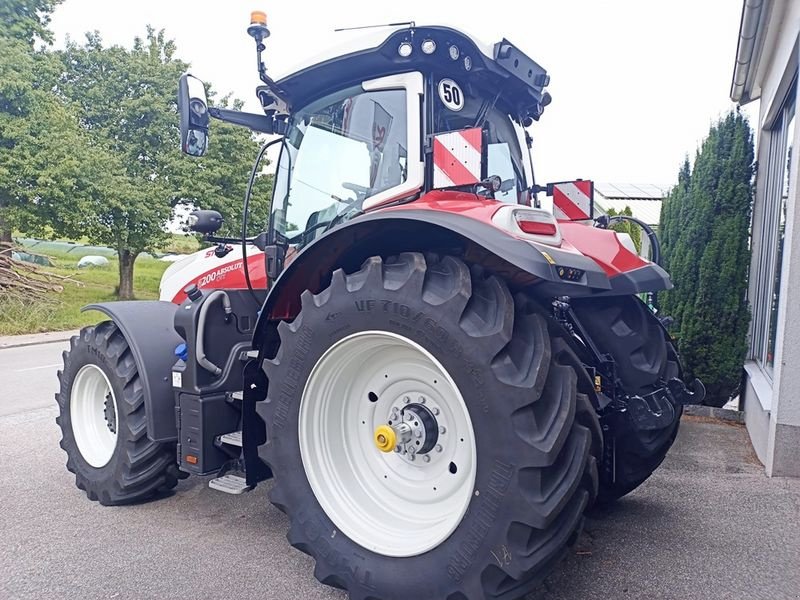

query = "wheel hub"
[
  {"left": 103, "top": 393, "right": 117, "bottom": 434},
  {"left": 376, "top": 400, "right": 443, "bottom": 463}
]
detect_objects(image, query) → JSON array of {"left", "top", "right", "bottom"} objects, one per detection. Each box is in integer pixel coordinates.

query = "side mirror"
[
  {"left": 187, "top": 210, "right": 223, "bottom": 235},
  {"left": 548, "top": 180, "right": 595, "bottom": 222},
  {"left": 178, "top": 74, "right": 210, "bottom": 157}
]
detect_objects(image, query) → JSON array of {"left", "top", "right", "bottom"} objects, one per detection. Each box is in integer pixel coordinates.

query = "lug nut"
[
  {"left": 394, "top": 446, "right": 401, "bottom": 453},
  {"left": 435, "top": 445, "right": 443, "bottom": 452},
  {"left": 403, "top": 396, "right": 411, "bottom": 404},
  {"left": 419, "top": 396, "right": 426, "bottom": 404},
  {"left": 409, "top": 454, "right": 415, "bottom": 461},
  {"left": 415, "top": 430, "right": 422, "bottom": 438},
  {"left": 432, "top": 407, "right": 440, "bottom": 416},
  {"left": 440, "top": 426, "right": 447, "bottom": 434},
  {"left": 423, "top": 455, "right": 431, "bottom": 463},
  {"left": 408, "top": 446, "right": 416, "bottom": 454}
]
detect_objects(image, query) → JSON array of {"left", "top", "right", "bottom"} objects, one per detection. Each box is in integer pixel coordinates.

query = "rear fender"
[
  {"left": 559, "top": 222, "right": 673, "bottom": 296},
  {"left": 83, "top": 301, "right": 181, "bottom": 442},
  {"left": 253, "top": 210, "right": 611, "bottom": 351}
]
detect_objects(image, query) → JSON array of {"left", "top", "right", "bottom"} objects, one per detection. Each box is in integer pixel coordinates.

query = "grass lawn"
[{"left": 0, "top": 249, "right": 171, "bottom": 336}]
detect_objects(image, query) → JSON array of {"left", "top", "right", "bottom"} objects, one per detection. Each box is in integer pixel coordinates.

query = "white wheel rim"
[
  {"left": 70, "top": 364, "right": 119, "bottom": 468},
  {"left": 299, "top": 331, "right": 477, "bottom": 557}
]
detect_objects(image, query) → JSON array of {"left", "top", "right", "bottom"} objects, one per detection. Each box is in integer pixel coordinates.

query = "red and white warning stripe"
[
  {"left": 432, "top": 127, "right": 482, "bottom": 188},
  {"left": 552, "top": 180, "right": 594, "bottom": 221}
]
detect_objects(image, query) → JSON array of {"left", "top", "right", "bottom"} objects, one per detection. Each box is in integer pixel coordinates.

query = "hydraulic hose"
[
  {"left": 603, "top": 215, "right": 662, "bottom": 266},
  {"left": 597, "top": 214, "right": 663, "bottom": 312},
  {"left": 196, "top": 290, "right": 232, "bottom": 376}
]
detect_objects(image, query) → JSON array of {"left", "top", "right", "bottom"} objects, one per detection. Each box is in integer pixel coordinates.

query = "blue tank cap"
[{"left": 174, "top": 342, "right": 188, "bottom": 362}]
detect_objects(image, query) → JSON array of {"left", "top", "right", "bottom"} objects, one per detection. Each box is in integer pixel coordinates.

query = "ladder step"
[
  {"left": 219, "top": 430, "right": 243, "bottom": 446},
  {"left": 208, "top": 474, "right": 250, "bottom": 495}
]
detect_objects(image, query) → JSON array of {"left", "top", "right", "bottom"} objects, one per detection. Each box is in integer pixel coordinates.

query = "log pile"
[{"left": 0, "top": 241, "right": 75, "bottom": 300}]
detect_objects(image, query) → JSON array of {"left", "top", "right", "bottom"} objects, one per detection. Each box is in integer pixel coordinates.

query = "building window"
[{"left": 751, "top": 83, "right": 796, "bottom": 376}]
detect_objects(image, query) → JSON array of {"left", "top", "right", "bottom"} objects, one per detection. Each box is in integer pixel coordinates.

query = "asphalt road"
[
  {"left": 0, "top": 340, "right": 69, "bottom": 417},
  {"left": 2, "top": 341, "right": 799, "bottom": 600}
]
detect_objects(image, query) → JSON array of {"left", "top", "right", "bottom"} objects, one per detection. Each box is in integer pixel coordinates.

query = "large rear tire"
[
  {"left": 257, "top": 253, "right": 601, "bottom": 600},
  {"left": 56, "top": 322, "right": 180, "bottom": 505},
  {"left": 571, "top": 296, "right": 682, "bottom": 503}
]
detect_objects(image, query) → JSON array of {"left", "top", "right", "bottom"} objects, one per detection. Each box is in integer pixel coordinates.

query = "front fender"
[
  {"left": 253, "top": 209, "right": 612, "bottom": 349},
  {"left": 83, "top": 301, "right": 181, "bottom": 442}
]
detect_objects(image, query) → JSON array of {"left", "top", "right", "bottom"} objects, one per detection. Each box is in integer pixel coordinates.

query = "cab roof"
[{"left": 272, "top": 25, "right": 552, "bottom": 123}]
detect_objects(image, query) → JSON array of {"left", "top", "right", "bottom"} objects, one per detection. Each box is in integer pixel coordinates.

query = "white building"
[
  {"left": 731, "top": 0, "right": 799, "bottom": 477},
  {"left": 594, "top": 182, "right": 671, "bottom": 227}
]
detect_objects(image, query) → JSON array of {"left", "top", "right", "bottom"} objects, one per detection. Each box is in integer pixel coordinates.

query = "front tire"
[
  {"left": 56, "top": 322, "right": 179, "bottom": 505},
  {"left": 257, "top": 254, "right": 601, "bottom": 600},
  {"left": 571, "top": 296, "right": 682, "bottom": 503}
]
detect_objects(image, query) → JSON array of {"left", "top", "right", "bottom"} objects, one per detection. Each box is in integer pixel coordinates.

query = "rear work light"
[
  {"left": 491, "top": 206, "right": 562, "bottom": 246},
  {"left": 516, "top": 216, "right": 557, "bottom": 236}
]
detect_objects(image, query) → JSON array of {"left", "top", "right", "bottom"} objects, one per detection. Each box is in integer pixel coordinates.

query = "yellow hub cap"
[{"left": 373, "top": 425, "right": 396, "bottom": 452}]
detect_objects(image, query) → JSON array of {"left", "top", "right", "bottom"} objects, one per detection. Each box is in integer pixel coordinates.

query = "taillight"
[
  {"left": 516, "top": 217, "right": 557, "bottom": 236},
  {"left": 492, "top": 206, "right": 562, "bottom": 246}
]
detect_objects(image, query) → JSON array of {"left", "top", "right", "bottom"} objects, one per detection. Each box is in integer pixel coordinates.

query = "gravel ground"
[{"left": 2, "top": 340, "right": 798, "bottom": 600}]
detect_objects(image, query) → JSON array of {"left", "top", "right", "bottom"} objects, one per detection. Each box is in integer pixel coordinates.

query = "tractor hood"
[{"left": 274, "top": 25, "right": 551, "bottom": 124}]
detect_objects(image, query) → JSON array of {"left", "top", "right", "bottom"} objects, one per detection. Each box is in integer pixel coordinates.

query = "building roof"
[
  {"left": 594, "top": 182, "right": 672, "bottom": 200},
  {"left": 730, "top": 0, "right": 770, "bottom": 103},
  {"left": 594, "top": 182, "right": 672, "bottom": 226}
]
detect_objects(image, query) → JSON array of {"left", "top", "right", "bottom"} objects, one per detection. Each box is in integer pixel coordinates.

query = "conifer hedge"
[{"left": 659, "top": 111, "right": 754, "bottom": 407}]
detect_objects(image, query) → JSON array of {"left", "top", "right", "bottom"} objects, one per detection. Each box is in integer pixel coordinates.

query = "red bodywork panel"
[
  {"left": 164, "top": 247, "right": 268, "bottom": 305},
  {"left": 558, "top": 222, "right": 651, "bottom": 276},
  {"left": 253, "top": 189, "right": 661, "bottom": 332},
  {"left": 174, "top": 191, "right": 650, "bottom": 312},
  {"left": 385, "top": 190, "right": 649, "bottom": 277}
]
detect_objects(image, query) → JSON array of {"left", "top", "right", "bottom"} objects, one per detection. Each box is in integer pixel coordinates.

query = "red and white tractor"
[{"left": 56, "top": 15, "right": 704, "bottom": 600}]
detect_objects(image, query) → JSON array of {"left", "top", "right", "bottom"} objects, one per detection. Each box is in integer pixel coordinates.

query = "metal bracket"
[
  {"left": 625, "top": 390, "right": 677, "bottom": 432},
  {"left": 666, "top": 377, "right": 706, "bottom": 406},
  {"left": 621, "top": 376, "right": 706, "bottom": 432}
]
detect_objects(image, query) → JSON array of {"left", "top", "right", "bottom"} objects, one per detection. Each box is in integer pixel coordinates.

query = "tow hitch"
[{"left": 626, "top": 377, "right": 706, "bottom": 432}]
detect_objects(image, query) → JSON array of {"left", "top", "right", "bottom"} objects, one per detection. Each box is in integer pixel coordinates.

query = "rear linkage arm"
[{"left": 552, "top": 297, "right": 706, "bottom": 435}]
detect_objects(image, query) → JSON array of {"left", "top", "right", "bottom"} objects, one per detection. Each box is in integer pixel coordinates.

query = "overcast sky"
[{"left": 49, "top": 0, "right": 757, "bottom": 187}]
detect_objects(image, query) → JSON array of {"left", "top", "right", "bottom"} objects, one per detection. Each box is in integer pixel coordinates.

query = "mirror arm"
[
  {"left": 208, "top": 107, "right": 287, "bottom": 135},
  {"left": 253, "top": 38, "right": 291, "bottom": 114}
]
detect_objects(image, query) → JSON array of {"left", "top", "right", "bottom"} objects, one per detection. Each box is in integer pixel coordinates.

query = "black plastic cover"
[
  {"left": 178, "top": 392, "right": 240, "bottom": 475},
  {"left": 83, "top": 301, "right": 182, "bottom": 442}
]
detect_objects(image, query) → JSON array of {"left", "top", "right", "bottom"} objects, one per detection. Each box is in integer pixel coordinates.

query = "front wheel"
[
  {"left": 257, "top": 254, "right": 601, "bottom": 600},
  {"left": 571, "top": 296, "right": 683, "bottom": 503},
  {"left": 56, "top": 322, "right": 179, "bottom": 505}
]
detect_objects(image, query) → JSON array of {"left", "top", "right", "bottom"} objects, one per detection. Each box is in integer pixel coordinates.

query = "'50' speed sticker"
[{"left": 438, "top": 79, "right": 464, "bottom": 111}]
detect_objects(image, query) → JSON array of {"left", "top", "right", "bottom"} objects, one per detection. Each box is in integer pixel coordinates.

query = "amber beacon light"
[{"left": 248, "top": 10, "right": 269, "bottom": 41}]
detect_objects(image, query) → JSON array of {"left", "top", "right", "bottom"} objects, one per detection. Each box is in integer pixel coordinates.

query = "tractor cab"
[
  {"left": 265, "top": 25, "right": 548, "bottom": 250},
  {"left": 178, "top": 22, "right": 564, "bottom": 248}
]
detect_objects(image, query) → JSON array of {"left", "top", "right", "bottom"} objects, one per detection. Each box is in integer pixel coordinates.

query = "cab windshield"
[{"left": 271, "top": 86, "right": 408, "bottom": 248}]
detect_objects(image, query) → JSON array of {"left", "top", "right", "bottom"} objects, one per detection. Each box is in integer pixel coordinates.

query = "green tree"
[
  {"left": 659, "top": 111, "right": 754, "bottom": 406},
  {"left": 606, "top": 205, "right": 642, "bottom": 253},
  {"left": 52, "top": 29, "right": 192, "bottom": 299},
  {"left": 53, "top": 29, "right": 264, "bottom": 298},
  {"left": 0, "top": 0, "right": 62, "bottom": 46},
  {"left": 0, "top": 0, "right": 68, "bottom": 242}
]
